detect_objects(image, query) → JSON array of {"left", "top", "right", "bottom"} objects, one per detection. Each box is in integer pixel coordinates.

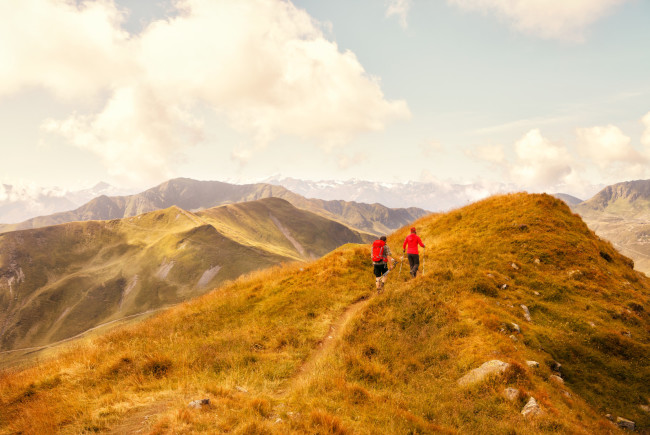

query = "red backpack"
[{"left": 372, "top": 239, "right": 387, "bottom": 263}]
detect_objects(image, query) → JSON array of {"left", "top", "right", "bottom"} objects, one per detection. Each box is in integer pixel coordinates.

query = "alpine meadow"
[{"left": 1, "top": 194, "right": 648, "bottom": 433}]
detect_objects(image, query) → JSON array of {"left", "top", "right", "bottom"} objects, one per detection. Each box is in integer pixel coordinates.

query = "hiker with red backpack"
[
  {"left": 371, "top": 236, "right": 394, "bottom": 292},
  {"left": 403, "top": 227, "right": 425, "bottom": 278}
]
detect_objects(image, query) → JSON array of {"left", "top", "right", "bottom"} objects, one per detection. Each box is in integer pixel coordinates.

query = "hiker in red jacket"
[
  {"left": 371, "top": 236, "right": 393, "bottom": 292},
  {"left": 403, "top": 227, "right": 425, "bottom": 277}
]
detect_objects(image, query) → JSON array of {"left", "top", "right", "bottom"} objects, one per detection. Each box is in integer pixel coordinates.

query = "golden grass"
[{"left": 1, "top": 193, "right": 648, "bottom": 434}]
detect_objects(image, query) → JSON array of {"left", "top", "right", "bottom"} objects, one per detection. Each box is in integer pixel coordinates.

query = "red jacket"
[{"left": 403, "top": 234, "right": 424, "bottom": 254}]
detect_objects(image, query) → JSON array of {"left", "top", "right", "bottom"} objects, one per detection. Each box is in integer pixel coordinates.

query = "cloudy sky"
[{"left": 1, "top": 0, "right": 649, "bottom": 198}]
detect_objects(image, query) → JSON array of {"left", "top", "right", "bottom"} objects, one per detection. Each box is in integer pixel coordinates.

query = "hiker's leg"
[
  {"left": 408, "top": 254, "right": 416, "bottom": 277},
  {"left": 412, "top": 254, "right": 420, "bottom": 277},
  {"left": 373, "top": 265, "right": 382, "bottom": 289}
]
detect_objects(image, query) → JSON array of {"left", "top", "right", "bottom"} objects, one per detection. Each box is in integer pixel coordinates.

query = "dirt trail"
[
  {"left": 106, "top": 399, "right": 173, "bottom": 435},
  {"left": 275, "top": 296, "right": 370, "bottom": 397},
  {"left": 103, "top": 297, "right": 371, "bottom": 432}
]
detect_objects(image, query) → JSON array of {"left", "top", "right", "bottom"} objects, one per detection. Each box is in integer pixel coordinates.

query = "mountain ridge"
[
  {"left": 0, "top": 197, "right": 371, "bottom": 357},
  {"left": 577, "top": 179, "right": 650, "bottom": 217},
  {"left": 1, "top": 193, "right": 648, "bottom": 433},
  {"left": 0, "top": 178, "right": 428, "bottom": 236}
]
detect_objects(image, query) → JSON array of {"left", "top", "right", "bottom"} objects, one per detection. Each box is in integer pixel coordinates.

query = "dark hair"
[{"left": 380, "top": 236, "right": 387, "bottom": 241}]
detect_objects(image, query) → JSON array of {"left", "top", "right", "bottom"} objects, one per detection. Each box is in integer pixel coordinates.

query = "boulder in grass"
[
  {"left": 188, "top": 399, "right": 210, "bottom": 409},
  {"left": 521, "top": 397, "right": 542, "bottom": 418},
  {"left": 503, "top": 387, "right": 520, "bottom": 401},
  {"left": 526, "top": 361, "right": 539, "bottom": 368},
  {"left": 616, "top": 417, "right": 635, "bottom": 431},
  {"left": 521, "top": 305, "right": 532, "bottom": 322},
  {"left": 457, "top": 360, "right": 510, "bottom": 387}
]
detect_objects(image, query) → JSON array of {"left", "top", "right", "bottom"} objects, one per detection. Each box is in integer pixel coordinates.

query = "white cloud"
[
  {"left": 470, "top": 129, "right": 576, "bottom": 191},
  {"left": 576, "top": 125, "right": 643, "bottom": 169},
  {"left": 447, "top": 0, "right": 630, "bottom": 41},
  {"left": 8, "top": 0, "right": 409, "bottom": 184},
  {"left": 511, "top": 129, "right": 574, "bottom": 189},
  {"left": 386, "top": 0, "right": 413, "bottom": 29},
  {"left": 0, "top": 0, "right": 130, "bottom": 99},
  {"left": 42, "top": 86, "right": 204, "bottom": 183}
]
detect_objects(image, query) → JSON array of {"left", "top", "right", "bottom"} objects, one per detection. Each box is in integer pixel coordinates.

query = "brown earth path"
[
  {"left": 102, "top": 295, "right": 373, "bottom": 433},
  {"left": 273, "top": 294, "right": 371, "bottom": 397}
]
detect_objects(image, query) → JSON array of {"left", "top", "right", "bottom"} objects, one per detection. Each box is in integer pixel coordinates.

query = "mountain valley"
[{"left": 0, "top": 198, "right": 371, "bottom": 361}]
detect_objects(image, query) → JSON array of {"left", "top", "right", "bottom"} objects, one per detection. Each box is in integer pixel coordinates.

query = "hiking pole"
[{"left": 422, "top": 248, "right": 425, "bottom": 276}]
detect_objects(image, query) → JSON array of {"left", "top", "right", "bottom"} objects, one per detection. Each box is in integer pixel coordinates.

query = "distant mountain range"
[
  {"left": 0, "top": 197, "right": 371, "bottom": 353},
  {"left": 0, "top": 182, "right": 135, "bottom": 224},
  {"left": 266, "top": 177, "right": 515, "bottom": 211},
  {"left": 0, "top": 178, "right": 428, "bottom": 236}
]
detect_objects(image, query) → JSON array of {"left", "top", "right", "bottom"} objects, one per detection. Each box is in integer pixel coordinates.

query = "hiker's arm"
[{"left": 388, "top": 256, "right": 395, "bottom": 269}]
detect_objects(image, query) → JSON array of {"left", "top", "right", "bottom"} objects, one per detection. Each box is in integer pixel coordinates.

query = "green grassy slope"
[
  {"left": 1, "top": 193, "right": 648, "bottom": 434},
  {"left": 197, "top": 197, "right": 375, "bottom": 260},
  {"left": 0, "top": 178, "right": 428, "bottom": 236},
  {"left": 0, "top": 198, "right": 368, "bottom": 355}
]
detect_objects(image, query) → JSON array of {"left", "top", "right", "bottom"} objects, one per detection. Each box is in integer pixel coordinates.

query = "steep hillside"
[
  {"left": 577, "top": 179, "right": 650, "bottom": 218},
  {"left": 1, "top": 194, "right": 648, "bottom": 434},
  {"left": 0, "top": 178, "right": 428, "bottom": 236},
  {"left": 0, "top": 198, "right": 368, "bottom": 356}
]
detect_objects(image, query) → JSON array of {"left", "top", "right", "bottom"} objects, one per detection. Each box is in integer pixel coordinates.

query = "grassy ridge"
[{"left": 1, "top": 193, "right": 648, "bottom": 433}]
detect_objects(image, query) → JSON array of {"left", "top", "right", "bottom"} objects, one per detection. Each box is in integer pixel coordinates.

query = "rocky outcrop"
[
  {"left": 521, "top": 305, "right": 532, "bottom": 322},
  {"left": 616, "top": 417, "right": 635, "bottom": 431},
  {"left": 521, "top": 397, "right": 542, "bottom": 418},
  {"left": 457, "top": 360, "right": 510, "bottom": 387}
]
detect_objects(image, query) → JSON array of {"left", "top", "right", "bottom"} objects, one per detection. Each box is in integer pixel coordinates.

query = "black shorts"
[{"left": 373, "top": 263, "right": 388, "bottom": 277}]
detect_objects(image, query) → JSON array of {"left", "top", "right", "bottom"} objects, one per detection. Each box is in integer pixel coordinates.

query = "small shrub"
[
  {"left": 439, "top": 269, "right": 454, "bottom": 281},
  {"left": 250, "top": 398, "right": 272, "bottom": 417},
  {"left": 347, "top": 384, "right": 370, "bottom": 405},
  {"left": 502, "top": 362, "right": 528, "bottom": 385},
  {"left": 599, "top": 251, "right": 613, "bottom": 262},
  {"left": 237, "top": 422, "right": 274, "bottom": 435},
  {"left": 471, "top": 279, "right": 498, "bottom": 297},
  {"left": 310, "top": 410, "right": 349, "bottom": 435},
  {"left": 628, "top": 302, "right": 644, "bottom": 313},
  {"left": 142, "top": 355, "right": 173, "bottom": 378}
]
